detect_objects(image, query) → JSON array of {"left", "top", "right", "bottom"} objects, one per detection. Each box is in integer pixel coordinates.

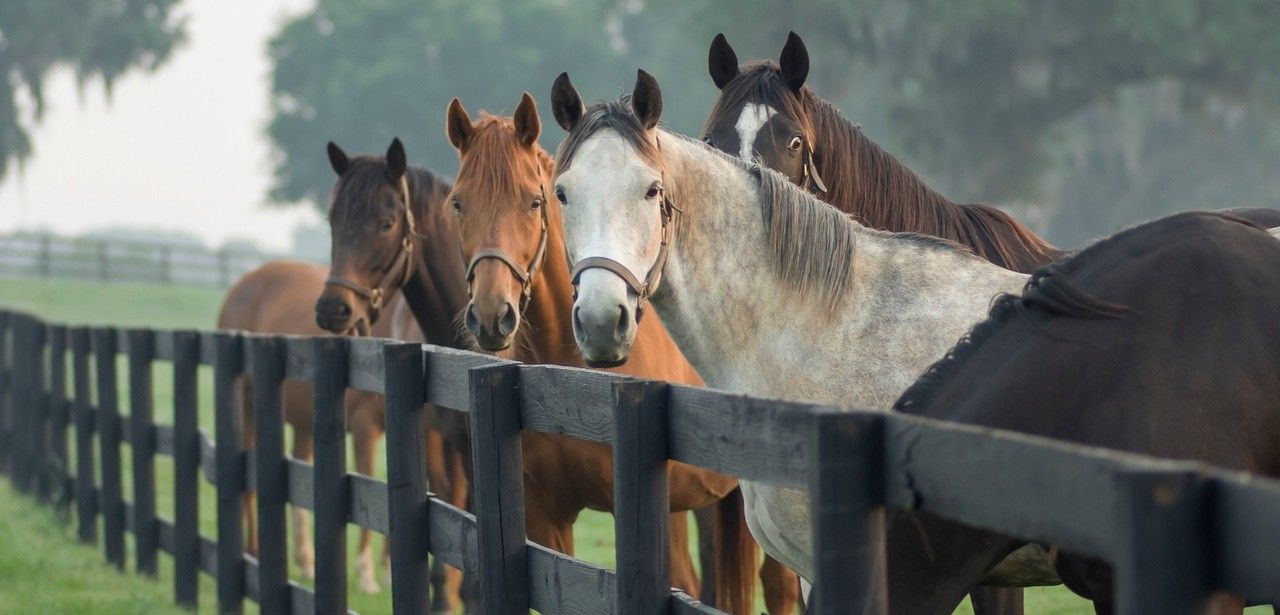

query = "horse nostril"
[
  {"left": 465, "top": 304, "right": 481, "bottom": 336},
  {"left": 497, "top": 302, "right": 518, "bottom": 336},
  {"left": 615, "top": 303, "right": 631, "bottom": 338},
  {"left": 572, "top": 306, "right": 585, "bottom": 340},
  {"left": 336, "top": 302, "right": 352, "bottom": 319}
]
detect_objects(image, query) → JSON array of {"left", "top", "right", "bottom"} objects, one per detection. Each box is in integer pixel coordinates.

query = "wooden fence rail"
[
  {"left": 2, "top": 307, "right": 1280, "bottom": 614},
  {"left": 0, "top": 233, "right": 274, "bottom": 288}
]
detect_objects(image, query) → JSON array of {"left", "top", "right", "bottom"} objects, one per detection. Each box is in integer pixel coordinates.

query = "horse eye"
[
  {"left": 645, "top": 185, "right": 661, "bottom": 199},
  {"left": 451, "top": 197, "right": 461, "bottom": 212},
  {"left": 379, "top": 219, "right": 395, "bottom": 231},
  {"left": 788, "top": 136, "right": 803, "bottom": 151},
  {"left": 555, "top": 187, "right": 567, "bottom": 205},
  {"left": 532, "top": 197, "right": 544, "bottom": 209}
]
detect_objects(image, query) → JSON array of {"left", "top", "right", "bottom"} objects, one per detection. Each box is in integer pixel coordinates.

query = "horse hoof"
[{"left": 357, "top": 574, "right": 381, "bottom": 594}]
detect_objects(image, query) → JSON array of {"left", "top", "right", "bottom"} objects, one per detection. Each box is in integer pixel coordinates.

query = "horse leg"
[
  {"left": 420, "top": 422, "right": 454, "bottom": 609},
  {"left": 693, "top": 505, "right": 718, "bottom": 605},
  {"left": 760, "top": 555, "right": 800, "bottom": 614},
  {"left": 352, "top": 423, "right": 382, "bottom": 593},
  {"left": 669, "top": 511, "right": 700, "bottom": 598},
  {"left": 969, "top": 587, "right": 1024, "bottom": 615},
  {"left": 291, "top": 426, "right": 315, "bottom": 581}
]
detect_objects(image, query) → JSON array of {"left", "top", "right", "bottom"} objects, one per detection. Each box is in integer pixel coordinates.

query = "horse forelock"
[
  {"left": 328, "top": 158, "right": 447, "bottom": 229},
  {"left": 555, "top": 98, "right": 662, "bottom": 175}
]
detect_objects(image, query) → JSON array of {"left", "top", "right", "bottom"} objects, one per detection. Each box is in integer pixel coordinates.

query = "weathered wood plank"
[
  {"left": 0, "top": 313, "right": 10, "bottom": 476},
  {"left": 809, "top": 410, "right": 887, "bottom": 614},
  {"left": 347, "top": 337, "right": 390, "bottom": 393},
  {"left": 250, "top": 336, "right": 290, "bottom": 614},
  {"left": 152, "top": 330, "right": 174, "bottom": 362},
  {"left": 1214, "top": 475, "right": 1280, "bottom": 604},
  {"left": 349, "top": 473, "right": 389, "bottom": 535},
  {"left": 71, "top": 327, "right": 97, "bottom": 543},
  {"left": 128, "top": 329, "right": 159, "bottom": 576},
  {"left": 667, "top": 384, "right": 812, "bottom": 487},
  {"left": 47, "top": 325, "right": 69, "bottom": 504},
  {"left": 172, "top": 330, "right": 201, "bottom": 607},
  {"left": 1113, "top": 469, "right": 1208, "bottom": 615},
  {"left": 426, "top": 497, "right": 478, "bottom": 574},
  {"left": 517, "top": 364, "right": 620, "bottom": 443},
  {"left": 469, "top": 363, "right": 528, "bottom": 614},
  {"left": 287, "top": 458, "right": 314, "bottom": 510},
  {"left": 94, "top": 327, "right": 126, "bottom": 570},
  {"left": 671, "top": 592, "right": 722, "bottom": 615},
  {"left": 312, "top": 335, "right": 349, "bottom": 615},
  {"left": 527, "top": 542, "right": 617, "bottom": 615},
  {"left": 282, "top": 335, "right": 315, "bottom": 381},
  {"left": 611, "top": 380, "right": 670, "bottom": 615},
  {"left": 155, "top": 424, "right": 175, "bottom": 456},
  {"left": 213, "top": 332, "right": 246, "bottom": 614},
  {"left": 423, "top": 344, "right": 510, "bottom": 411},
  {"left": 200, "top": 430, "right": 217, "bottom": 484},
  {"left": 384, "top": 342, "right": 431, "bottom": 614}
]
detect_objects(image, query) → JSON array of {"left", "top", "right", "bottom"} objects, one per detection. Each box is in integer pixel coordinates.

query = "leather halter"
[
  {"left": 569, "top": 186, "right": 677, "bottom": 322},
  {"left": 324, "top": 174, "right": 418, "bottom": 320},
  {"left": 800, "top": 139, "right": 827, "bottom": 194},
  {"left": 463, "top": 185, "right": 551, "bottom": 313}
]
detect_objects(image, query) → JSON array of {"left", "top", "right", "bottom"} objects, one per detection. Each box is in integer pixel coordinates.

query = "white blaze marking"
[{"left": 734, "top": 103, "right": 777, "bottom": 161}]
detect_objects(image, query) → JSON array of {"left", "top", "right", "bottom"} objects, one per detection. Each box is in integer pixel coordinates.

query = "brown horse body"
[
  {"left": 443, "top": 97, "right": 756, "bottom": 609},
  {"left": 218, "top": 260, "right": 411, "bottom": 592}
]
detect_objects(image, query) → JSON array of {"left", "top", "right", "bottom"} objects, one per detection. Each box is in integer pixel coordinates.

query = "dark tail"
[{"left": 714, "top": 487, "right": 757, "bottom": 615}]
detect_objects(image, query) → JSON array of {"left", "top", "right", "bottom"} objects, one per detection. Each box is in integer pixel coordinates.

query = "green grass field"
[{"left": 2, "top": 274, "right": 1232, "bottom": 614}]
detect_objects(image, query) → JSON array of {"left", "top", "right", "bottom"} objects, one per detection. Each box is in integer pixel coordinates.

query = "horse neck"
[
  {"left": 401, "top": 179, "right": 472, "bottom": 350},
  {"left": 516, "top": 176, "right": 580, "bottom": 365},
  {"left": 657, "top": 132, "right": 1025, "bottom": 407}
]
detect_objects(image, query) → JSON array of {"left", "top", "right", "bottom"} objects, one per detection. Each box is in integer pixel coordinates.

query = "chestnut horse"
[
  {"left": 313, "top": 139, "right": 477, "bottom": 613},
  {"left": 443, "top": 94, "right": 763, "bottom": 611},
  {"left": 218, "top": 260, "right": 420, "bottom": 593}
]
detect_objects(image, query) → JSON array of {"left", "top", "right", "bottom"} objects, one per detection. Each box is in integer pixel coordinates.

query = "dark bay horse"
[
  {"left": 702, "top": 31, "right": 1064, "bottom": 275},
  {"left": 312, "top": 140, "right": 475, "bottom": 612},
  {"left": 890, "top": 210, "right": 1280, "bottom": 614},
  {"left": 218, "top": 260, "right": 420, "bottom": 593},
  {"left": 443, "top": 93, "right": 771, "bottom": 612}
]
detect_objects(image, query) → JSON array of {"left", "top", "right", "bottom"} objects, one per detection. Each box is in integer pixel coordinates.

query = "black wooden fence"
[{"left": 2, "top": 306, "right": 1280, "bottom": 614}]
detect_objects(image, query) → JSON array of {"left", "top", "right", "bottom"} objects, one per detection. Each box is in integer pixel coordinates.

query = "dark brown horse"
[
  {"left": 312, "top": 140, "right": 476, "bottom": 612},
  {"left": 890, "top": 211, "right": 1280, "bottom": 614},
  {"left": 702, "top": 31, "right": 1064, "bottom": 276},
  {"left": 443, "top": 94, "right": 773, "bottom": 612}
]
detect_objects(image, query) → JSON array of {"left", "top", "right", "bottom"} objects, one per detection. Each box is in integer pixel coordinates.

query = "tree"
[{"left": 0, "top": 0, "right": 187, "bottom": 180}]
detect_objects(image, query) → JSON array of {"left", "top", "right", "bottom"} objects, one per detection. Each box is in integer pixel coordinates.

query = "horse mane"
[
  {"left": 327, "top": 157, "right": 450, "bottom": 226},
  {"left": 706, "top": 62, "right": 1064, "bottom": 273}
]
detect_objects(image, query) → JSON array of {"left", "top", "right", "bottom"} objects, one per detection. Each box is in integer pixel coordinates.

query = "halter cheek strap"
[
  {"left": 801, "top": 143, "right": 827, "bottom": 194},
  {"left": 464, "top": 187, "right": 551, "bottom": 312},
  {"left": 569, "top": 191, "right": 676, "bottom": 322},
  {"left": 324, "top": 174, "right": 418, "bottom": 320}
]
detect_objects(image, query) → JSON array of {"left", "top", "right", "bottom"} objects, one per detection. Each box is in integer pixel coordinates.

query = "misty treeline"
[{"left": 6, "top": 1, "right": 1280, "bottom": 245}]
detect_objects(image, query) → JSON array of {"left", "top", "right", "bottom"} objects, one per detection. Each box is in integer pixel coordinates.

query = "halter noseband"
[
  {"left": 569, "top": 186, "right": 677, "bottom": 323},
  {"left": 324, "top": 174, "right": 418, "bottom": 321},
  {"left": 463, "top": 185, "right": 551, "bottom": 313}
]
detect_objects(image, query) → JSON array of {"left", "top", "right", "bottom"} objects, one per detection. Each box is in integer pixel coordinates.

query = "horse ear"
[
  {"left": 631, "top": 69, "right": 663, "bottom": 131},
  {"left": 446, "top": 98, "right": 474, "bottom": 152},
  {"left": 708, "top": 33, "right": 740, "bottom": 89},
  {"left": 778, "top": 31, "right": 809, "bottom": 93},
  {"left": 513, "top": 92, "right": 542, "bottom": 148},
  {"left": 327, "top": 141, "right": 350, "bottom": 176},
  {"left": 551, "top": 72, "right": 584, "bottom": 132},
  {"left": 385, "top": 137, "right": 407, "bottom": 181}
]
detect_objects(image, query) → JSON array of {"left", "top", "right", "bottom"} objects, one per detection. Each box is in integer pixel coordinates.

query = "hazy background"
[{"left": 3, "top": 0, "right": 1280, "bottom": 258}]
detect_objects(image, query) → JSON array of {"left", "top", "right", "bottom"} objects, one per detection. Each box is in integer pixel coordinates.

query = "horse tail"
[{"left": 715, "top": 487, "right": 757, "bottom": 614}]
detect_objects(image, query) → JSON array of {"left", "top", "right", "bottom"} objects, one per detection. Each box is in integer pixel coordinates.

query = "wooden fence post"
[
  {"left": 172, "top": 331, "right": 201, "bottom": 607},
  {"left": 10, "top": 317, "right": 32, "bottom": 491},
  {"left": 48, "top": 325, "right": 70, "bottom": 507},
  {"left": 808, "top": 410, "right": 888, "bottom": 615},
  {"left": 1114, "top": 468, "right": 1209, "bottom": 615},
  {"left": 250, "top": 336, "right": 289, "bottom": 614},
  {"left": 469, "top": 362, "right": 527, "bottom": 614},
  {"left": 93, "top": 327, "right": 126, "bottom": 570},
  {"left": 72, "top": 327, "right": 97, "bottom": 543},
  {"left": 612, "top": 380, "right": 672, "bottom": 615},
  {"left": 98, "top": 242, "right": 109, "bottom": 282},
  {"left": 0, "top": 312, "right": 9, "bottom": 476},
  {"left": 128, "top": 329, "right": 159, "bottom": 575},
  {"left": 313, "top": 336, "right": 349, "bottom": 615},
  {"left": 214, "top": 332, "right": 246, "bottom": 614},
  {"left": 30, "top": 322, "right": 48, "bottom": 499},
  {"left": 384, "top": 342, "right": 431, "bottom": 615}
]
